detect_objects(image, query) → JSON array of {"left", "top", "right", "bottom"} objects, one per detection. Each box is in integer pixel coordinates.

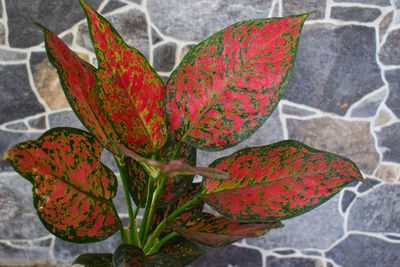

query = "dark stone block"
[
  {"left": 384, "top": 69, "right": 400, "bottom": 117},
  {"left": 48, "top": 110, "right": 86, "bottom": 130},
  {"left": 274, "top": 249, "right": 296, "bottom": 255},
  {"left": 102, "top": 0, "right": 127, "bottom": 13},
  {"left": 334, "top": 0, "right": 390, "bottom": 5},
  {"left": 152, "top": 27, "right": 163, "bottom": 44},
  {"left": 379, "top": 28, "right": 400, "bottom": 65},
  {"left": 0, "top": 22, "right": 4, "bottom": 45},
  {"left": 6, "top": 0, "right": 102, "bottom": 48},
  {"left": 0, "top": 130, "right": 42, "bottom": 171},
  {"left": 153, "top": 42, "right": 177, "bottom": 72},
  {"left": 189, "top": 245, "right": 262, "bottom": 267},
  {"left": 0, "top": 172, "right": 49, "bottom": 239},
  {"left": 326, "top": 234, "right": 400, "bottom": 267},
  {"left": 28, "top": 115, "right": 47, "bottom": 129},
  {"left": 376, "top": 122, "right": 400, "bottom": 163},
  {"left": 266, "top": 256, "right": 322, "bottom": 267},
  {"left": 331, "top": 6, "right": 381, "bottom": 22},
  {"left": 379, "top": 12, "right": 393, "bottom": 40},
  {"left": 0, "top": 49, "right": 26, "bottom": 61},
  {"left": 348, "top": 184, "right": 400, "bottom": 233},
  {"left": 61, "top": 32, "right": 74, "bottom": 46},
  {"left": 126, "top": 0, "right": 142, "bottom": 3},
  {"left": 284, "top": 24, "right": 382, "bottom": 115},
  {"left": 282, "top": 0, "right": 326, "bottom": 20},
  {"left": 0, "top": 64, "right": 45, "bottom": 124},
  {"left": 341, "top": 190, "right": 356, "bottom": 213},
  {"left": 148, "top": 0, "right": 273, "bottom": 41},
  {"left": 357, "top": 177, "right": 380, "bottom": 193},
  {"left": 302, "top": 250, "right": 322, "bottom": 256}
]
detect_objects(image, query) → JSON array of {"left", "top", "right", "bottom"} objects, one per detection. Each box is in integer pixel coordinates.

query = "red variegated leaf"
[
  {"left": 165, "top": 14, "right": 310, "bottom": 151},
  {"left": 4, "top": 128, "right": 121, "bottom": 242},
  {"left": 113, "top": 244, "right": 180, "bottom": 267},
  {"left": 73, "top": 253, "right": 113, "bottom": 267},
  {"left": 35, "top": 22, "right": 113, "bottom": 145},
  {"left": 79, "top": 0, "right": 167, "bottom": 155},
  {"left": 170, "top": 213, "right": 282, "bottom": 247},
  {"left": 201, "top": 140, "right": 366, "bottom": 222},
  {"left": 123, "top": 157, "right": 149, "bottom": 207},
  {"left": 160, "top": 236, "right": 204, "bottom": 265}
]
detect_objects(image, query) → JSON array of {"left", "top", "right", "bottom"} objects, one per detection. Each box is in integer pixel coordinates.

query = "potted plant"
[{"left": 3, "top": 0, "right": 366, "bottom": 266}]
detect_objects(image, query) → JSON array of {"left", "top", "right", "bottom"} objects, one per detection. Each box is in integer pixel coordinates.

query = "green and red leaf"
[
  {"left": 160, "top": 236, "right": 204, "bottom": 265},
  {"left": 73, "top": 253, "right": 113, "bottom": 267},
  {"left": 113, "top": 244, "right": 180, "bottom": 267},
  {"left": 5, "top": 128, "right": 121, "bottom": 242},
  {"left": 35, "top": 22, "right": 112, "bottom": 145},
  {"left": 79, "top": 0, "right": 167, "bottom": 155},
  {"left": 165, "top": 14, "right": 310, "bottom": 151},
  {"left": 170, "top": 212, "right": 282, "bottom": 247},
  {"left": 201, "top": 140, "right": 365, "bottom": 222},
  {"left": 123, "top": 157, "right": 149, "bottom": 207}
]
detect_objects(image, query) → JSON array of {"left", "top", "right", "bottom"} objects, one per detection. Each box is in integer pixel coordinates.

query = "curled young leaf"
[
  {"left": 159, "top": 236, "right": 204, "bottom": 266},
  {"left": 170, "top": 212, "right": 282, "bottom": 247},
  {"left": 5, "top": 128, "right": 121, "bottom": 242},
  {"left": 165, "top": 14, "right": 310, "bottom": 151},
  {"left": 201, "top": 140, "right": 366, "bottom": 222},
  {"left": 79, "top": 0, "right": 168, "bottom": 156}
]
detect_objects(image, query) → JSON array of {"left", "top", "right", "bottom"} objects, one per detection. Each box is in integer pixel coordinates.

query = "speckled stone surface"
[{"left": 0, "top": 0, "right": 399, "bottom": 266}]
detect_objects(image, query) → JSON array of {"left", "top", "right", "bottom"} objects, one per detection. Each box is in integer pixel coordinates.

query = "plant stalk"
[
  {"left": 113, "top": 155, "right": 140, "bottom": 246},
  {"left": 139, "top": 178, "right": 154, "bottom": 243},
  {"left": 145, "top": 231, "right": 178, "bottom": 254}
]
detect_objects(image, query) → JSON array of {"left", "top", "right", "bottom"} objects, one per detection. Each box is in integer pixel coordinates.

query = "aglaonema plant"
[{"left": 3, "top": 1, "right": 367, "bottom": 266}]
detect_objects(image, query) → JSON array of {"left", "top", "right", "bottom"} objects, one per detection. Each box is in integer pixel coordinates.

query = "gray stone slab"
[
  {"left": 326, "top": 234, "right": 400, "bottom": 267},
  {"left": 147, "top": 0, "right": 273, "bottom": 42},
  {"left": 48, "top": 110, "right": 86, "bottom": 130},
  {"left": 0, "top": 129, "right": 42, "bottom": 171},
  {"left": 28, "top": 115, "right": 47, "bottom": 130},
  {"left": 266, "top": 256, "right": 323, "bottom": 267},
  {"left": 379, "top": 28, "right": 400, "bottom": 65},
  {"left": 287, "top": 117, "right": 379, "bottom": 175},
  {"left": 153, "top": 42, "right": 177, "bottom": 72},
  {"left": 357, "top": 177, "right": 380, "bottom": 193},
  {"left": 246, "top": 195, "right": 344, "bottom": 250},
  {"left": 350, "top": 89, "right": 386, "bottom": 118},
  {"left": 333, "top": 0, "right": 390, "bottom": 5},
  {"left": 281, "top": 104, "right": 316, "bottom": 116},
  {"left": 349, "top": 184, "right": 400, "bottom": 233},
  {"left": 189, "top": 245, "right": 262, "bottom": 267},
  {"left": 331, "top": 6, "right": 381, "bottom": 22},
  {"left": 284, "top": 24, "right": 383, "bottom": 115},
  {"left": 341, "top": 190, "right": 356, "bottom": 213},
  {"left": 0, "top": 49, "right": 27, "bottom": 61},
  {"left": 0, "top": 64, "right": 45, "bottom": 124},
  {"left": 282, "top": 0, "right": 326, "bottom": 20},
  {"left": 379, "top": 12, "right": 393, "bottom": 40},
  {"left": 151, "top": 27, "right": 163, "bottom": 45},
  {"left": 384, "top": 69, "right": 400, "bottom": 117},
  {"left": 77, "top": 8, "right": 150, "bottom": 59},
  {"left": 0, "top": 172, "right": 49, "bottom": 239},
  {"left": 376, "top": 122, "right": 400, "bottom": 163},
  {"left": 5, "top": 121, "right": 29, "bottom": 130},
  {"left": 6, "top": 0, "right": 102, "bottom": 48},
  {"left": 0, "top": 242, "right": 53, "bottom": 266},
  {"left": 197, "top": 108, "right": 283, "bottom": 167}
]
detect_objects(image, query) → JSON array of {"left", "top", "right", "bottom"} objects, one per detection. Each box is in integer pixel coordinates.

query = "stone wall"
[{"left": 0, "top": 0, "right": 399, "bottom": 266}]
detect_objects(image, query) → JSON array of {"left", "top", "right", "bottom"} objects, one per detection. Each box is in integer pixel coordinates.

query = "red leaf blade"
[
  {"left": 201, "top": 140, "right": 365, "bottom": 221},
  {"left": 170, "top": 213, "right": 282, "bottom": 247},
  {"left": 5, "top": 128, "right": 121, "bottom": 242},
  {"left": 79, "top": 0, "right": 167, "bottom": 155},
  {"left": 165, "top": 14, "right": 309, "bottom": 150}
]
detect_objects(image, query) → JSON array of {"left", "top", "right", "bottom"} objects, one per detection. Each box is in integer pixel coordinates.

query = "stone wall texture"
[{"left": 0, "top": 0, "right": 399, "bottom": 266}]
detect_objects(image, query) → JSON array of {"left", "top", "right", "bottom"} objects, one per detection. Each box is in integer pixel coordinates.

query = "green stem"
[
  {"left": 144, "top": 195, "right": 202, "bottom": 252},
  {"left": 139, "top": 179, "right": 154, "bottom": 243},
  {"left": 130, "top": 207, "right": 140, "bottom": 247},
  {"left": 145, "top": 232, "right": 178, "bottom": 255},
  {"left": 113, "top": 155, "right": 138, "bottom": 246},
  {"left": 119, "top": 228, "right": 129, "bottom": 244},
  {"left": 142, "top": 175, "right": 167, "bottom": 245}
]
